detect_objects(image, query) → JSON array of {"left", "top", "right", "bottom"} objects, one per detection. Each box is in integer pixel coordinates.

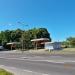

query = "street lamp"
[{"left": 17, "top": 21, "right": 29, "bottom": 52}]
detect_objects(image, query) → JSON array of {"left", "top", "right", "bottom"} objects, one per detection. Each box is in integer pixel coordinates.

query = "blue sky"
[{"left": 0, "top": 0, "right": 75, "bottom": 41}]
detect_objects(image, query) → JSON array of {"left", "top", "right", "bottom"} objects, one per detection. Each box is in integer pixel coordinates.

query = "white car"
[{"left": 0, "top": 46, "right": 4, "bottom": 50}]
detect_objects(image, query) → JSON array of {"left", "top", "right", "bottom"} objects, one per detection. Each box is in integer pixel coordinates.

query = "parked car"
[{"left": 0, "top": 46, "right": 4, "bottom": 50}]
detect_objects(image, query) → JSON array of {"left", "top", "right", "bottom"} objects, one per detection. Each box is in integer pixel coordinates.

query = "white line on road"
[
  {"left": 0, "top": 57, "right": 75, "bottom": 64},
  {"left": 42, "top": 74, "right": 49, "bottom": 75},
  {"left": 0, "top": 65, "right": 44, "bottom": 75},
  {"left": 0, "top": 57, "right": 65, "bottom": 64},
  {"left": 23, "top": 70, "right": 33, "bottom": 72}
]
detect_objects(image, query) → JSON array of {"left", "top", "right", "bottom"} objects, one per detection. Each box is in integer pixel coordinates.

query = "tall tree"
[{"left": 67, "top": 37, "right": 75, "bottom": 47}]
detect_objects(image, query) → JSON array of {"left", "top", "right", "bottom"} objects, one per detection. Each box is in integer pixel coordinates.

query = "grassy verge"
[
  {"left": 0, "top": 69, "right": 13, "bottom": 75},
  {"left": 47, "top": 48, "right": 75, "bottom": 55}
]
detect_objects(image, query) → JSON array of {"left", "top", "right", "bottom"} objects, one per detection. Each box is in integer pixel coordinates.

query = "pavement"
[{"left": 0, "top": 50, "right": 75, "bottom": 75}]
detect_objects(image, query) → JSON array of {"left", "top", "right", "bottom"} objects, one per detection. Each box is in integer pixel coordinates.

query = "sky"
[{"left": 0, "top": 0, "right": 75, "bottom": 41}]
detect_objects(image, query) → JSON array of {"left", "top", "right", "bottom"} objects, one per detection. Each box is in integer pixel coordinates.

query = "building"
[
  {"left": 31, "top": 38, "right": 50, "bottom": 49},
  {"left": 45, "top": 42, "right": 61, "bottom": 50},
  {"left": 6, "top": 42, "right": 20, "bottom": 50}
]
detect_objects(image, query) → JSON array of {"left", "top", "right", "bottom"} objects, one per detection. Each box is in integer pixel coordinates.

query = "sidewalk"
[{"left": 1, "top": 48, "right": 75, "bottom": 55}]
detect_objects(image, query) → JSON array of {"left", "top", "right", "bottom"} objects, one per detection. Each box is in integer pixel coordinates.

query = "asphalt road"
[{"left": 0, "top": 51, "right": 75, "bottom": 75}]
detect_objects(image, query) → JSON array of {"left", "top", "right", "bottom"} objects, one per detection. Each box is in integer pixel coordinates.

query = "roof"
[
  {"left": 31, "top": 38, "right": 49, "bottom": 42},
  {"left": 7, "top": 42, "right": 20, "bottom": 45}
]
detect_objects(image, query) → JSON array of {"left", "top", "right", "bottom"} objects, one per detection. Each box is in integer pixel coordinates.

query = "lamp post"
[{"left": 17, "top": 22, "right": 29, "bottom": 52}]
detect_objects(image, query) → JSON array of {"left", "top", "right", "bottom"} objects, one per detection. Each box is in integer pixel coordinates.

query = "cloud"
[{"left": 8, "top": 23, "right": 12, "bottom": 26}]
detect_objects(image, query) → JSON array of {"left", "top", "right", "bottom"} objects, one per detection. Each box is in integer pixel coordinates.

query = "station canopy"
[
  {"left": 31, "top": 38, "right": 49, "bottom": 42},
  {"left": 7, "top": 42, "right": 20, "bottom": 45}
]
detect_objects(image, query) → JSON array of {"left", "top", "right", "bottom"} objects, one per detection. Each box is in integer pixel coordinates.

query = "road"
[{"left": 0, "top": 51, "right": 75, "bottom": 75}]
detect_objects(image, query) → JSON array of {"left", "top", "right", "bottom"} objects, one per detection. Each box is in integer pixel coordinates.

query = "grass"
[
  {"left": 28, "top": 48, "right": 75, "bottom": 55},
  {"left": 0, "top": 69, "right": 13, "bottom": 75},
  {"left": 48, "top": 48, "right": 75, "bottom": 54}
]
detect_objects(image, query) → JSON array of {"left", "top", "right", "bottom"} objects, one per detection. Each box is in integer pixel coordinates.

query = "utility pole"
[
  {"left": 17, "top": 21, "right": 29, "bottom": 52},
  {"left": 21, "top": 26, "right": 24, "bottom": 52}
]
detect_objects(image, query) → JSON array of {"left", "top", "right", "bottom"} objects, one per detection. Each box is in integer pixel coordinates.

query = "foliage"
[
  {"left": 67, "top": 37, "right": 75, "bottom": 47},
  {"left": 61, "top": 41, "right": 69, "bottom": 48},
  {"left": 62, "top": 37, "right": 75, "bottom": 48},
  {"left": 0, "top": 28, "right": 51, "bottom": 49}
]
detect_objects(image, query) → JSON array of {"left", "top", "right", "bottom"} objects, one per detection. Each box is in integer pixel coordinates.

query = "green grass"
[
  {"left": 48, "top": 48, "right": 75, "bottom": 54},
  {"left": 0, "top": 69, "right": 13, "bottom": 75}
]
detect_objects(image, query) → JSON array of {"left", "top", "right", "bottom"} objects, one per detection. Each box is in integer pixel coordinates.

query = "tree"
[
  {"left": 61, "top": 41, "right": 69, "bottom": 48},
  {"left": 0, "top": 28, "right": 51, "bottom": 49},
  {"left": 4, "top": 30, "right": 11, "bottom": 42},
  {"left": 67, "top": 37, "right": 75, "bottom": 47},
  {"left": 22, "top": 31, "right": 30, "bottom": 49},
  {"left": 14, "top": 29, "right": 23, "bottom": 42},
  {"left": 0, "top": 31, "right": 7, "bottom": 45},
  {"left": 36, "top": 28, "right": 51, "bottom": 41},
  {"left": 29, "top": 28, "right": 51, "bottom": 41}
]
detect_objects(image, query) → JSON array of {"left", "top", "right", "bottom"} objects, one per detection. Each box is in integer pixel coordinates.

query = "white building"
[{"left": 45, "top": 42, "right": 61, "bottom": 50}]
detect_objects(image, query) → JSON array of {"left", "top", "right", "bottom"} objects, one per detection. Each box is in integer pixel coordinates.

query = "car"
[{"left": 0, "top": 46, "right": 4, "bottom": 50}]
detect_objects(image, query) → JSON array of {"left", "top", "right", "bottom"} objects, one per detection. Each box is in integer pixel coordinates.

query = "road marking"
[
  {"left": 23, "top": 70, "right": 33, "bottom": 72},
  {"left": 42, "top": 74, "right": 49, "bottom": 75},
  {"left": 6, "top": 58, "right": 65, "bottom": 63},
  {"left": 1, "top": 57, "right": 75, "bottom": 64},
  {"left": 0, "top": 65, "right": 43, "bottom": 75},
  {"left": 38, "top": 60, "right": 65, "bottom": 63},
  {"left": 0, "top": 65, "right": 5, "bottom": 67}
]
